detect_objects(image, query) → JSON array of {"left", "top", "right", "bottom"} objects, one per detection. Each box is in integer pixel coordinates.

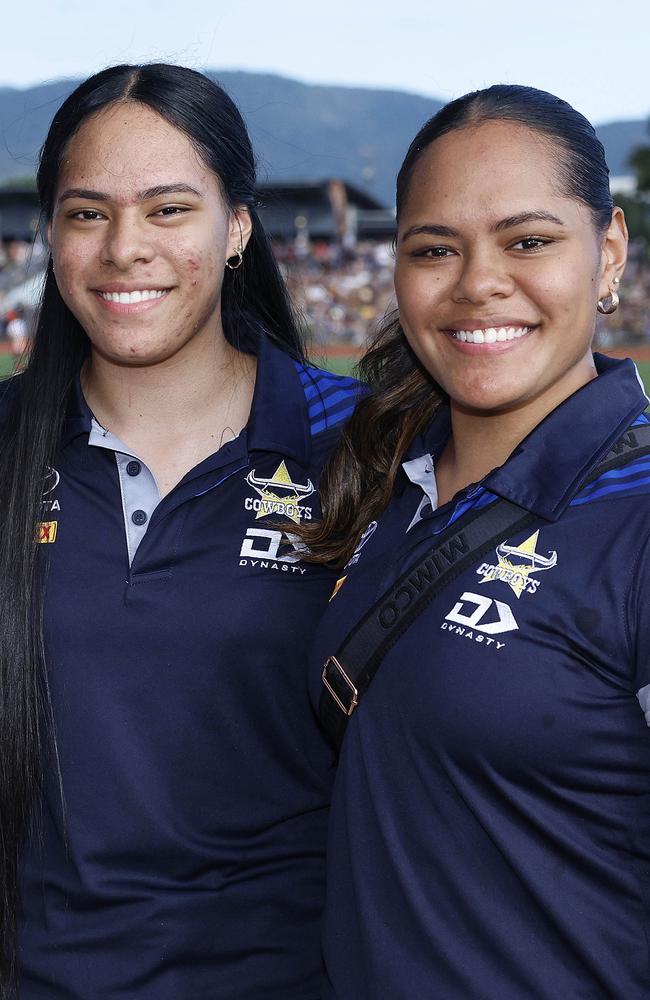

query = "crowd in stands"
[
  {"left": 2, "top": 236, "right": 650, "bottom": 356},
  {"left": 275, "top": 239, "right": 396, "bottom": 349},
  {"left": 0, "top": 239, "right": 46, "bottom": 355},
  {"left": 278, "top": 237, "right": 650, "bottom": 353},
  {"left": 595, "top": 239, "right": 650, "bottom": 347}
]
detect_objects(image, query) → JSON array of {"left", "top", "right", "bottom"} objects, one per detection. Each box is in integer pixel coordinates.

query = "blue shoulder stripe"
[
  {"left": 572, "top": 471, "right": 650, "bottom": 505},
  {"left": 294, "top": 361, "right": 363, "bottom": 437},
  {"left": 572, "top": 439, "right": 650, "bottom": 505}
]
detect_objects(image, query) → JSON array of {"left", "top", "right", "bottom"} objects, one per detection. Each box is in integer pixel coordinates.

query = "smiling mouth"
[
  {"left": 448, "top": 325, "right": 534, "bottom": 344},
  {"left": 96, "top": 289, "right": 170, "bottom": 304}
]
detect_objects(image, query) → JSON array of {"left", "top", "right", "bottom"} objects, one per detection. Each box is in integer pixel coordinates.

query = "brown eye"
[
  {"left": 511, "top": 237, "right": 550, "bottom": 251},
  {"left": 152, "top": 205, "right": 189, "bottom": 217},
  {"left": 71, "top": 210, "right": 104, "bottom": 221},
  {"left": 414, "top": 246, "right": 454, "bottom": 259}
]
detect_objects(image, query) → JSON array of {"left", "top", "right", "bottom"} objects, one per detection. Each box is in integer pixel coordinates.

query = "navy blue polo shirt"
[
  {"left": 310, "top": 354, "right": 650, "bottom": 999},
  {"left": 17, "top": 336, "right": 359, "bottom": 1000}
]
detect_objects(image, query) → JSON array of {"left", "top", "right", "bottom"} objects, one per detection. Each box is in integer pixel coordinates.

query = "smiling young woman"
[
  {"left": 0, "top": 65, "right": 359, "bottom": 999},
  {"left": 392, "top": 117, "right": 627, "bottom": 504},
  {"left": 301, "top": 86, "right": 650, "bottom": 999}
]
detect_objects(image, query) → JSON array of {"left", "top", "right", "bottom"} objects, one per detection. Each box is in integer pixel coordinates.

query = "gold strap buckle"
[{"left": 322, "top": 655, "right": 359, "bottom": 716}]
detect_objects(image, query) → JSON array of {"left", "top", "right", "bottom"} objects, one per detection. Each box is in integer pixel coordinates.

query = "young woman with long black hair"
[
  {"left": 0, "top": 63, "right": 358, "bottom": 998},
  {"left": 305, "top": 86, "right": 650, "bottom": 998}
]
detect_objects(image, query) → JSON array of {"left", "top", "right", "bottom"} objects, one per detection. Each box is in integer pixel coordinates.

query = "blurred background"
[{"left": 1, "top": 0, "right": 649, "bottom": 382}]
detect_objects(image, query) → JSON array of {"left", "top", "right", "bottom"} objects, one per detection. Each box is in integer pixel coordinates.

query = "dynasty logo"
[
  {"left": 477, "top": 529, "right": 557, "bottom": 598},
  {"left": 245, "top": 461, "right": 314, "bottom": 525},
  {"left": 442, "top": 591, "right": 518, "bottom": 650},
  {"left": 239, "top": 527, "right": 307, "bottom": 575}
]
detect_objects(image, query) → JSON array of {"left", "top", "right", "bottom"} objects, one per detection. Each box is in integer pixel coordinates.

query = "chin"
[
  {"left": 90, "top": 332, "right": 174, "bottom": 362},
  {"left": 453, "top": 387, "right": 527, "bottom": 415},
  {"left": 448, "top": 379, "right": 513, "bottom": 408}
]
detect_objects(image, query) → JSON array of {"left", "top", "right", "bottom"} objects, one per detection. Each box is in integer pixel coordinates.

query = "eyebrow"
[
  {"left": 56, "top": 183, "right": 204, "bottom": 206},
  {"left": 401, "top": 210, "right": 566, "bottom": 242},
  {"left": 494, "top": 210, "right": 565, "bottom": 232}
]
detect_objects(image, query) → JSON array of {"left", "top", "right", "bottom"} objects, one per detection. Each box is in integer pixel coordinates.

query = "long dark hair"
[
  {"left": 301, "top": 84, "right": 614, "bottom": 566},
  {"left": 0, "top": 62, "right": 304, "bottom": 992}
]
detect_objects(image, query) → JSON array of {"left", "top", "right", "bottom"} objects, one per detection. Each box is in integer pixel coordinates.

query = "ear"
[
  {"left": 597, "top": 206, "right": 628, "bottom": 300},
  {"left": 228, "top": 205, "right": 253, "bottom": 256}
]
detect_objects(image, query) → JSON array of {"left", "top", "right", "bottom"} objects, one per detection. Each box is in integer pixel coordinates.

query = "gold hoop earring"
[{"left": 225, "top": 247, "right": 243, "bottom": 270}]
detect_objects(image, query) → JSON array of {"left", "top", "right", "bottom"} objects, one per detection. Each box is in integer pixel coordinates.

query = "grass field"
[{"left": 636, "top": 362, "right": 650, "bottom": 393}]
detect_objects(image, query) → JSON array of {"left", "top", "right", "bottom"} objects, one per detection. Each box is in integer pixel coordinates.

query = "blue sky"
[{"left": 3, "top": 0, "right": 649, "bottom": 125}]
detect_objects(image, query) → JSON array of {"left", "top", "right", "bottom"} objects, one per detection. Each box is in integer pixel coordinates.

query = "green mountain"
[{"left": 0, "top": 71, "right": 645, "bottom": 206}]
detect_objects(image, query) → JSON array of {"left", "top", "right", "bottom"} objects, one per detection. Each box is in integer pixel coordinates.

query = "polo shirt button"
[
  {"left": 126, "top": 460, "right": 141, "bottom": 476},
  {"left": 132, "top": 509, "right": 147, "bottom": 526}
]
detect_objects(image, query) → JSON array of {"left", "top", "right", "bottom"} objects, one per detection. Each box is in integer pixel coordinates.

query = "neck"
[
  {"left": 440, "top": 407, "right": 531, "bottom": 494},
  {"left": 81, "top": 331, "right": 258, "bottom": 498},
  {"left": 81, "top": 332, "right": 254, "bottom": 442},
  {"left": 436, "top": 357, "right": 598, "bottom": 505}
]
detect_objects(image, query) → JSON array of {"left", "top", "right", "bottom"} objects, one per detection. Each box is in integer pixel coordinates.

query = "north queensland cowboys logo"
[
  {"left": 476, "top": 529, "right": 557, "bottom": 598},
  {"left": 245, "top": 461, "right": 314, "bottom": 524}
]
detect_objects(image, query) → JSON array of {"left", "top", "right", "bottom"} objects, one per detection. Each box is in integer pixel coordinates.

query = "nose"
[
  {"left": 452, "top": 246, "right": 514, "bottom": 305},
  {"left": 101, "top": 213, "right": 155, "bottom": 270}
]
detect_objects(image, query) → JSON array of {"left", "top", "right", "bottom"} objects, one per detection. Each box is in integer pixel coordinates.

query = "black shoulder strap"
[
  {"left": 319, "top": 421, "right": 650, "bottom": 751},
  {"left": 582, "top": 422, "right": 650, "bottom": 484}
]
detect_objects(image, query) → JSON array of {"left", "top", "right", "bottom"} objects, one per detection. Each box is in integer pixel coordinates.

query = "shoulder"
[
  {"left": 292, "top": 360, "right": 365, "bottom": 440},
  {"left": 0, "top": 373, "right": 23, "bottom": 426},
  {"left": 571, "top": 413, "right": 650, "bottom": 508}
]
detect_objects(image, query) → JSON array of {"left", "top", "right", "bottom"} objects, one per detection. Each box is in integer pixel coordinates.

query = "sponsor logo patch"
[
  {"left": 37, "top": 521, "right": 57, "bottom": 544},
  {"left": 331, "top": 521, "right": 379, "bottom": 600},
  {"left": 440, "top": 590, "right": 518, "bottom": 650},
  {"left": 345, "top": 521, "right": 378, "bottom": 570},
  {"left": 42, "top": 468, "right": 60, "bottom": 495},
  {"left": 42, "top": 467, "right": 61, "bottom": 513},
  {"left": 239, "top": 527, "right": 307, "bottom": 574}
]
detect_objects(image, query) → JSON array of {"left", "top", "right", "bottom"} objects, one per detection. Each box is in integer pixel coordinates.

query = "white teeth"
[
  {"left": 452, "top": 326, "right": 531, "bottom": 344},
  {"left": 99, "top": 289, "right": 167, "bottom": 304}
]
